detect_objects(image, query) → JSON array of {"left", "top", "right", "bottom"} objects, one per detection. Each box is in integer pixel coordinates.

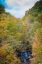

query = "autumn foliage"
[{"left": 0, "top": 0, "right": 42, "bottom": 64}]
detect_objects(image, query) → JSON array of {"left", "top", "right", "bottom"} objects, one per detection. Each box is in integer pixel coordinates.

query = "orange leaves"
[
  {"left": 32, "top": 42, "right": 37, "bottom": 51},
  {"left": 32, "top": 28, "right": 42, "bottom": 57},
  {"left": 6, "top": 54, "right": 14, "bottom": 63},
  {"left": 0, "top": 49, "right": 7, "bottom": 57},
  {"left": 0, "top": 43, "right": 21, "bottom": 64},
  {"left": 9, "top": 55, "right": 20, "bottom": 64},
  {"left": 0, "top": 44, "right": 9, "bottom": 57}
]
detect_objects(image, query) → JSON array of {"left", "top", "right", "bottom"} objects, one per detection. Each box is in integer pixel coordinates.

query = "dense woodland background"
[{"left": 0, "top": 0, "right": 42, "bottom": 64}]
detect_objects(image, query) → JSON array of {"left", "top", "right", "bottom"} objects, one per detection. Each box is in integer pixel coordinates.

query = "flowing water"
[{"left": 20, "top": 51, "right": 31, "bottom": 64}]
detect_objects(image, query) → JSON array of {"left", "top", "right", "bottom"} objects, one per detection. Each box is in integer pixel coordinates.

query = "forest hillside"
[{"left": 0, "top": 0, "right": 42, "bottom": 64}]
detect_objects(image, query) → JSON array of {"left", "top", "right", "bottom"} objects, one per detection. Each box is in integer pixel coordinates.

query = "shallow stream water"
[{"left": 20, "top": 51, "right": 31, "bottom": 64}]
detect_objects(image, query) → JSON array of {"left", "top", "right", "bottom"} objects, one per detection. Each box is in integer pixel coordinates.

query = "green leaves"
[
  {"left": 0, "top": 5, "right": 5, "bottom": 14},
  {"left": 29, "top": 21, "right": 42, "bottom": 36}
]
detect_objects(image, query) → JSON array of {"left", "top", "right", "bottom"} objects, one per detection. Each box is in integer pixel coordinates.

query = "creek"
[{"left": 20, "top": 51, "right": 31, "bottom": 64}]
